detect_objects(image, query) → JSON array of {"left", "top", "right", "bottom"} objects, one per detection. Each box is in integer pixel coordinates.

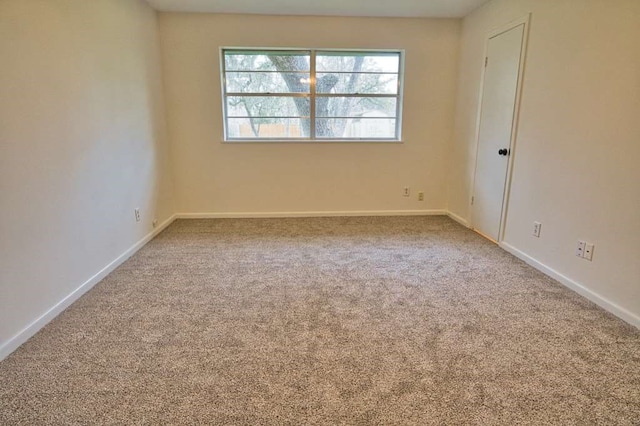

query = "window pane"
[
  {"left": 227, "top": 117, "right": 310, "bottom": 138},
  {"left": 316, "top": 73, "right": 398, "bottom": 95},
  {"left": 226, "top": 72, "right": 310, "bottom": 94},
  {"left": 225, "top": 51, "right": 310, "bottom": 72},
  {"left": 315, "top": 118, "right": 396, "bottom": 139},
  {"left": 316, "top": 97, "right": 397, "bottom": 118},
  {"left": 222, "top": 49, "right": 403, "bottom": 141},
  {"left": 227, "top": 96, "right": 310, "bottom": 118},
  {"left": 316, "top": 52, "right": 400, "bottom": 73}
]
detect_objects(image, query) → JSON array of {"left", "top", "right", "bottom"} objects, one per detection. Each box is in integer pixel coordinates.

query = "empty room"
[{"left": 1, "top": 0, "right": 639, "bottom": 424}]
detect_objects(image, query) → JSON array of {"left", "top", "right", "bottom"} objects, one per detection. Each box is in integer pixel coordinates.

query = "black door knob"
[{"left": 498, "top": 148, "right": 509, "bottom": 156}]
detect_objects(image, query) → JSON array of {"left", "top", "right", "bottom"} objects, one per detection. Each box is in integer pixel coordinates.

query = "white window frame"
[{"left": 220, "top": 47, "right": 405, "bottom": 143}]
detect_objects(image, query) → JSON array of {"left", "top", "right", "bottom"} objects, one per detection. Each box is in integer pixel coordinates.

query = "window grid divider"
[{"left": 310, "top": 51, "right": 317, "bottom": 140}]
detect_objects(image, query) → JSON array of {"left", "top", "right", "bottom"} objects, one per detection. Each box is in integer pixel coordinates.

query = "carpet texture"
[{"left": 1, "top": 216, "right": 639, "bottom": 425}]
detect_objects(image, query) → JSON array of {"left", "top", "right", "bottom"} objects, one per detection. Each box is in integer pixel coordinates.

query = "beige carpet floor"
[{"left": 1, "top": 216, "right": 639, "bottom": 425}]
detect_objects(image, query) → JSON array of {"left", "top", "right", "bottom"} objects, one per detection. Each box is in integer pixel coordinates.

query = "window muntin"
[{"left": 221, "top": 48, "right": 403, "bottom": 141}]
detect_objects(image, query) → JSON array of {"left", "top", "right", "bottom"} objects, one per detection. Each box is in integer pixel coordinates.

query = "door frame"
[{"left": 470, "top": 13, "right": 531, "bottom": 243}]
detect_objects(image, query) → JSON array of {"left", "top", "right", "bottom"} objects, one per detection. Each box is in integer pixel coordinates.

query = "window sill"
[{"left": 221, "top": 139, "right": 404, "bottom": 144}]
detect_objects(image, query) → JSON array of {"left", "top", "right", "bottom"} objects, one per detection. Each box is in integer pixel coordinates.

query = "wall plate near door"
[{"left": 533, "top": 221, "right": 542, "bottom": 237}]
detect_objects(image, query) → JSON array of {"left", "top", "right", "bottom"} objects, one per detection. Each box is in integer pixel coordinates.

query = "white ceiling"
[{"left": 145, "top": 0, "right": 491, "bottom": 19}]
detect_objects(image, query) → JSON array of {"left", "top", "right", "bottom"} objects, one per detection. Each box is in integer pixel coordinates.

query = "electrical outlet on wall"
[
  {"left": 576, "top": 240, "right": 595, "bottom": 261},
  {"left": 134, "top": 208, "right": 141, "bottom": 222},
  {"left": 533, "top": 222, "right": 542, "bottom": 238},
  {"left": 584, "top": 243, "right": 595, "bottom": 261},
  {"left": 418, "top": 192, "right": 424, "bottom": 201},
  {"left": 403, "top": 187, "right": 410, "bottom": 197}
]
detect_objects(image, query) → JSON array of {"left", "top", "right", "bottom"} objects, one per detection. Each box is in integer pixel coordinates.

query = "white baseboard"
[
  {"left": 447, "top": 211, "right": 471, "bottom": 228},
  {"left": 500, "top": 241, "right": 640, "bottom": 329},
  {"left": 0, "top": 214, "right": 177, "bottom": 361},
  {"left": 176, "top": 210, "right": 447, "bottom": 219}
]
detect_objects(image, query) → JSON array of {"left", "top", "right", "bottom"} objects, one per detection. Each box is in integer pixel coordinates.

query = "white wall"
[
  {"left": 0, "top": 0, "right": 174, "bottom": 356},
  {"left": 159, "top": 13, "right": 460, "bottom": 215},
  {"left": 449, "top": 0, "right": 640, "bottom": 323}
]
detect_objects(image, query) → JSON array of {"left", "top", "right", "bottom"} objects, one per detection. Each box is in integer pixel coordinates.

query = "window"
[{"left": 221, "top": 48, "right": 404, "bottom": 142}]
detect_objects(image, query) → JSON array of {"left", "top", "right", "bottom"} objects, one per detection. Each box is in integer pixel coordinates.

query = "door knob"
[{"left": 498, "top": 148, "right": 510, "bottom": 156}]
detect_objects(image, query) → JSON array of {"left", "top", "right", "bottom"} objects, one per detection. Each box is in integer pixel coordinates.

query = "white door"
[{"left": 472, "top": 24, "right": 525, "bottom": 242}]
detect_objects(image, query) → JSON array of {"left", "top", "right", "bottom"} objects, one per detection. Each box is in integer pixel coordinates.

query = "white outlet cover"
[
  {"left": 533, "top": 222, "right": 541, "bottom": 237},
  {"left": 584, "top": 243, "right": 594, "bottom": 261}
]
